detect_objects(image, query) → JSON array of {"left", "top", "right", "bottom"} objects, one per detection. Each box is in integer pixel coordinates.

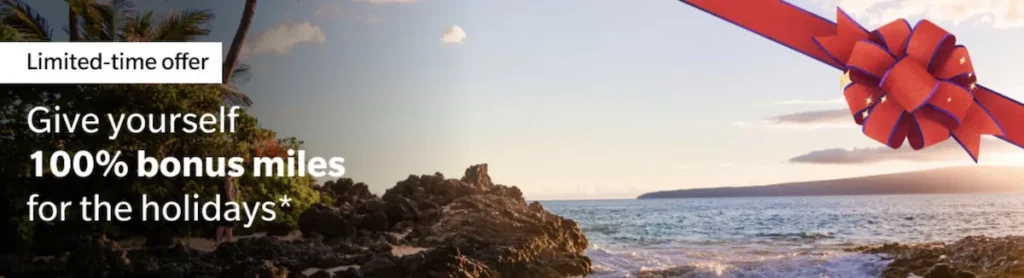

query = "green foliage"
[
  {"left": 0, "top": 0, "right": 52, "bottom": 41},
  {"left": 0, "top": 25, "right": 18, "bottom": 41}
]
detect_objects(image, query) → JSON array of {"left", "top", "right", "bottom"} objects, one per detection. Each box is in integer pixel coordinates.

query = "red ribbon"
[{"left": 679, "top": 0, "right": 1024, "bottom": 161}]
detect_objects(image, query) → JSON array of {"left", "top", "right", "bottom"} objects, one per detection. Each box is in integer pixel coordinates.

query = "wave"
[
  {"left": 585, "top": 244, "right": 890, "bottom": 278},
  {"left": 754, "top": 232, "right": 836, "bottom": 241}
]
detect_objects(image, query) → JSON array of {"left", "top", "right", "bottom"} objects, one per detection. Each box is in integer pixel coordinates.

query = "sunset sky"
[{"left": 32, "top": 0, "right": 1024, "bottom": 200}]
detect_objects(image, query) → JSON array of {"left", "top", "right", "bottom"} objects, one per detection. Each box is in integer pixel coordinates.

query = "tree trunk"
[
  {"left": 68, "top": 1, "right": 79, "bottom": 41},
  {"left": 222, "top": 0, "right": 256, "bottom": 84}
]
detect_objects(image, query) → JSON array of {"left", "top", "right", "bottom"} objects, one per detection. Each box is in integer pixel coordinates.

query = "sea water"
[{"left": 542, "top": 194, "right": 1024, "bottom": 278}]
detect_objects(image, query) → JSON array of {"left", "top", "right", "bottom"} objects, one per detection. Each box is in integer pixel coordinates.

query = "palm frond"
[
  {"left": 80, "top": 0, "right": 134, "bottom": 41},
  {"left": 1, "top": 0, "right": 52, "bottom": 41},
  {"left": 224, "top": 63, "right": 254, "bottom": 107},
  {"left": 150, "top": 9, "right": 213, "bottom": 41},
  {"left": 217, "top": 84, "right": 253, "bottom": 107},
  {"left": 103, "top": 0, "right": 135, "bottom": 41},
  {"left": 121, "top": 10, "right": 152, "bottom": 42},
  {"left": 229, "top": 63, "right": 253, "bottom": 89},
  {"left": 79, "top": 0, "right": 105, "bottom": 41}
]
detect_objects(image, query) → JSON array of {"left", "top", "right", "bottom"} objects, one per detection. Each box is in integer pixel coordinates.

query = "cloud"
[
  {"left": 775, "top": 97, "right": 846, "bottom": 105},
  {"left": 822, "top": 0, "right": 1024, "bottom": 28},
  {"left": 353, "top": 0, "right": 419, "bottom": 4},
  {"left": 789, "top": 137, "right": 1020, "bottom": 164},
  {"left": 244, "top": 22, "right": 325, "bottom": 55},
  {"left": 441, "top": 25, "right": 466, "bottom": 44},
  {"left": 313, "top": 3, "right": 345, "bottom": 17},
  {"left": 314, "top": 3, "right": 382, "bottom": 24},
  {"left": 244, "top": 22, "right": 326, "bottom": 55},
  {"left": 763, "top": 109, "right": 852, "bottom": 128}
]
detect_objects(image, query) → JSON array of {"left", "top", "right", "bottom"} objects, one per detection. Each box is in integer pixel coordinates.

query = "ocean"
[{"left": 542, "top": 194, "right": 1024, "bottom": 278}]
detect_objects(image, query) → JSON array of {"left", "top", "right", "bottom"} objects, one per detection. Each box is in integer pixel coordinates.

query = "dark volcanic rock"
[
  {"left": 924, "top": 264, "right": 976, "bottom": 278},
  {"left": 299, "top": 204, "right": 355, "bottom": 238},
  {"left": 385, "top": 197, "right": 419, "bottom": 226},
  {"left": 400, "top": 246, "right": 496, "bottom": 278},
  {"left": 309, "top": 269, "right": 333, "bottom": 278},
  {"left": 461, "top": 164, "right": 494, "bottom": 190},
  {"left": 324, "top": 178, "right": 377, "bottom": 205},
  {"left": 67, "top": 236, "right": 132, "bottom": 277},
  {"left": 860, "top": 236, "right": 1024, "bottom": 278},
  {"left": 360, "top": 213, "right": 390, "bottom": 232},
  {"left": 411, "top": 194, "right": 590, "bottom": 277},
  {"left": 223, "top": 260, "right": 289, "bottom": 278},
  {"left": 267, "top": 222, "right": 293, "bottom": 237},
  {"left": 335, "top": 268, "right": 362, "bottom": 278},
  {"left": 216, "top": 236, "right": 352, "bottom": 271},
  {"left": 382, "top": 174, "right": 477, "bottom": 209},
  {"left": 360, "top": 256, "right": 404, "bottom": 278},
  {"left": 145, "top": 228, "right": 177, "bottom": 248}
]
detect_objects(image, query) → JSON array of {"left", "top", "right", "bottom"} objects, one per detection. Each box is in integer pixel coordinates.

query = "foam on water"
[
  {"left": 543, "top": 194, "right": 1024, "bottom": 277},
  {"left": 585, "top": 244, "right": 889, "bottom": 277}
]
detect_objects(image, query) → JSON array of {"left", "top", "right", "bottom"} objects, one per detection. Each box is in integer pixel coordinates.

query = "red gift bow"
[
  {"left": 820, "top": 15, "right": 1000, "bottom": 160},
  {"left": 678, "top": 0, "right": 1024, "bottom": 161}
]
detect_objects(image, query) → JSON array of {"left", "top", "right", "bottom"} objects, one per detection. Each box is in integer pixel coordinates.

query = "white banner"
[{"left": 0, "top": 42, "right": 222, "bottom": 84}]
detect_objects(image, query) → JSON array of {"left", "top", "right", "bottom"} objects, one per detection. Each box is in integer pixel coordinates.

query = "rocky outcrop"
[
  {"left": 0, "top": 164, "right": 590, "bottom": 278},
  {"left": 408, "top": 195, "right": 590, "bottom": 277},
  {"left": 858, "top": 236, "right": 1024, "bottom": 278},
  {"left": 299, "top": 204, "right": 357, "bottom": 238}
]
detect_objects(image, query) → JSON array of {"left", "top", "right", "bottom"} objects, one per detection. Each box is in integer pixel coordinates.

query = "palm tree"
[
  {"left": 0, "top": 0, "right": 254, "bottom": 106},
  {"left": 220, "top": 0, "right": 257, "bottom": 107},
  {"left": 1, "top": 0, "right": 52, "bottom": 41},
  {"left": 222, "top": 0, "right": 255, "bottom": 84},
  {"left": 67, "top": 0, "right": 81, "bottom": 41}
]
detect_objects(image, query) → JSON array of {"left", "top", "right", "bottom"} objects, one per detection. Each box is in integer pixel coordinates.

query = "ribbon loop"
[
  {"left": 869, "top": 20, "right": 911, "bottom": 55},
  {"left": 931, "top": 46, "right": 975, "bottom": 81},
  {"left": 904, "top": 21, "right": 956, "bottom": 70},
  {"left": 862, "top": 101, "right": 907, "bottom": 148},
  {"left": 843, "top": 84, "right": 881, "bottom": 124},
  {"left": 846, "top": 41, "right": 895, "bottom": 80},
  {"left": 880, "top": 58, "right": 938, "bottom": 112},
  {"left": 909, "top": 111, "right": 952, "bottom": 149}
]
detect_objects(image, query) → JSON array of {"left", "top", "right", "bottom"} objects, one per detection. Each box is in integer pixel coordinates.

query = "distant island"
[{"left": 638, "top": 166, "right": 1024, "bottom": 199}]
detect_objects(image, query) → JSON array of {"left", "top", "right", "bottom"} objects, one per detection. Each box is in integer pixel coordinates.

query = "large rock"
[
  {"left": 399, "top": 246, "right": 496, "bottom": 278},
  {"left": 299, "top": 204, "right": 355, "bottom": 238},
  {"left": 860, "top": 236, "right": 1024, "bottom": 278},
  {"left": 360, "top": 256, "right": 405, "bottom": 278},
  {"left": 214, "top": 236, "right": 353, "bottom": 271},
  {"left": 410, "top": 194, "right": 591, "bottom": 277},
  {"left": 66, "top": 236, "right": 132, "bottom": 277},
  {"left": 222, "top": 260, "right": 289, "bottom": 278},
  {"left": 924, "top": 264, "right": 976, "bottom": 278},
  {"left": 360, "top": 213, "right": 390, "bottom": 232},
  {"left": 266, "top": 222, "right": 293, "bottom": 237},
  {"left": 461, "top": 164, "right": 494, "bottom": 190},
  {"left": 382, "top": 164, "right": 524, "bottom": 209},
  {"left": 323, "top": 178, "right": 377, "bottom": 205},
  {"left": 382, "top": 174, "right": 478, "bottom": 209},
  {"left": 385, "top": 197, "right": 419, "bottom": 226}
]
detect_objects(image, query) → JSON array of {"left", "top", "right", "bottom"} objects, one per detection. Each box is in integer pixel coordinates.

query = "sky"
[{"left": 27, "top": 0, "right": 1024, "bottom": 200}]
